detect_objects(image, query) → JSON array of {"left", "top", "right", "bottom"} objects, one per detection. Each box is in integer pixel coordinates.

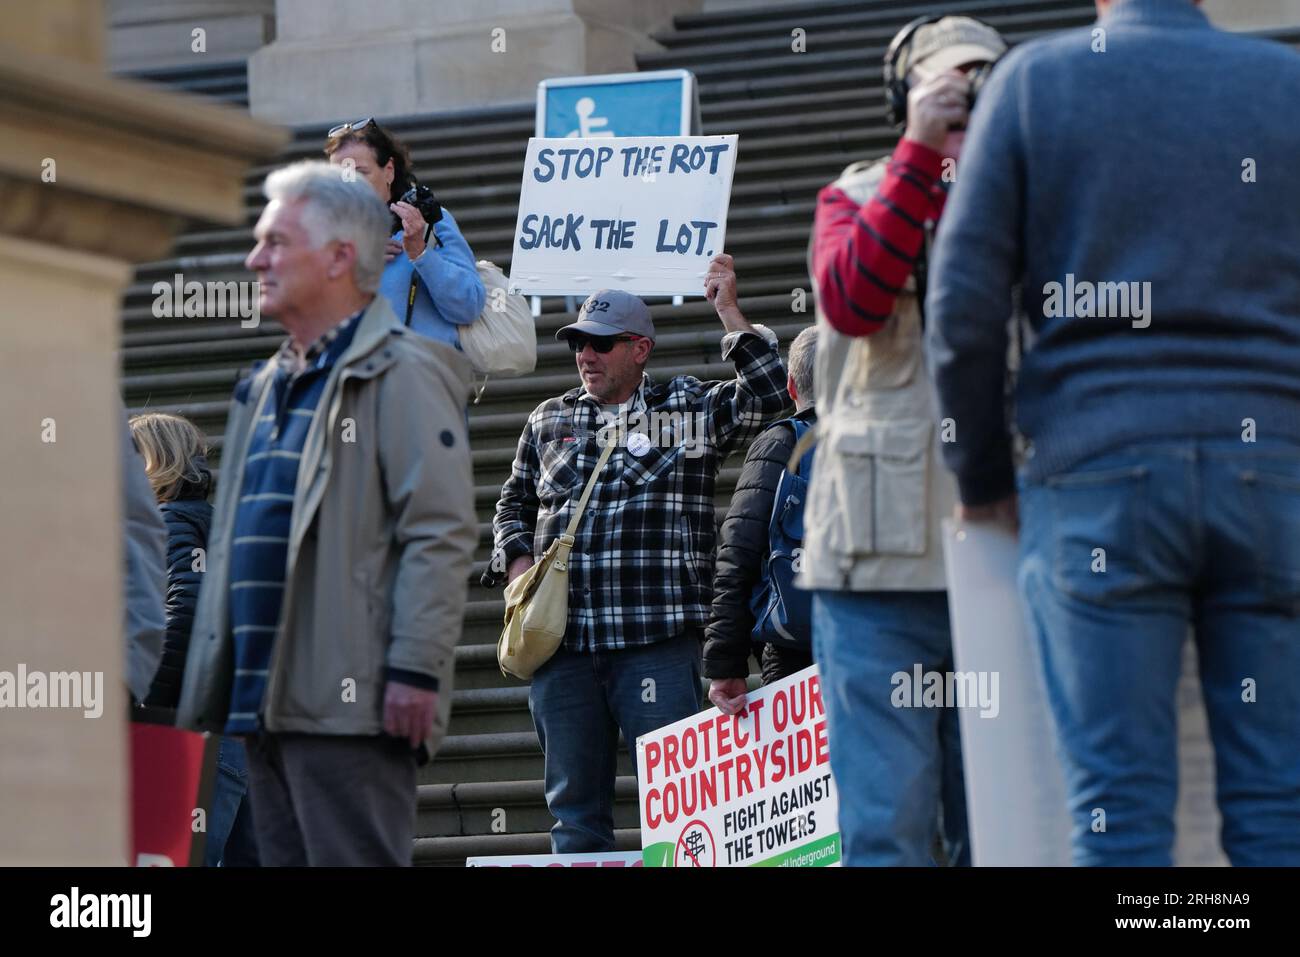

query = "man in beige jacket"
[
  {"left": 800, "top": 17, "right": 1007, "bottom": 866},
  {"left": 176, "top": 161, "right": 477, "bottom": 866}
]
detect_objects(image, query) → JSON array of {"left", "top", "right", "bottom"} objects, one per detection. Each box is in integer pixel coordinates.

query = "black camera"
[
  {"left": 396, "top": 183, "right": 442, "bottom": 230},
  {"left": 965, "top": 61, "right": 995, "bottom": 115},
  {"left": 392, "top": 182, "right": 444, "bottom": 249}
]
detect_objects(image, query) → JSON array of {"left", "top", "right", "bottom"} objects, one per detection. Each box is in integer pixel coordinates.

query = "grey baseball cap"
[
  {"left": 901, "top": 16, "right": 1006, "bottom": 80},
  {"left": 556, "top": 290, "right": 656, "bottom": 342}
]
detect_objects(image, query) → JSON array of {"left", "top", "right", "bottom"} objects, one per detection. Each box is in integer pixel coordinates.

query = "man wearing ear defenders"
[{"left": 801, "top": 15, "right": 1007, "bottom": 867}]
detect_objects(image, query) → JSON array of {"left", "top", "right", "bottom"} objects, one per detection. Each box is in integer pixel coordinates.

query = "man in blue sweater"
[{"left": 927, "top": 0, "right": 1300, "bottom": 866}]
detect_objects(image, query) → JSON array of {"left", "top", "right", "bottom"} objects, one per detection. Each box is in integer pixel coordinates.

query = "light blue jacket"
[{"left": 378, "top": 207, "right": 485, "bottom": 349}]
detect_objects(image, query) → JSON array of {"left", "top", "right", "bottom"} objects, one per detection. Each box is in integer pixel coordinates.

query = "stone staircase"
[
  {"left": 125, "top": 58, "right": 251, "bottom": 107},
  {"left": 122, "top": 0, "right": 1295, "bottom": 865}
]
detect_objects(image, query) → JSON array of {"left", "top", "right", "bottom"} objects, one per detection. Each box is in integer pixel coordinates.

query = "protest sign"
[
  {"left": 130, "top": 718, "right": 216, "bottom": 866},
  {"left": 466, "top": 851, "right": 643, "bottom": 867},
  {"left": 636, "top": 666, "right": 839, "bottom": 867},
  {"left": 508, "top": 134, "right": 738, "bottom": 298},
  {"left": 941, "top": 519, "right": 1072, "bottom": 866},
  {"left": 942, "top": 519, "right": 1229, "bottom": 866}
]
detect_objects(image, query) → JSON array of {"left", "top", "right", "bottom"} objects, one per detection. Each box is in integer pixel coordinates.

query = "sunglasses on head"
[
  {"left": 566, "top": 334, "right": 640, "bottom": 354},
  {"left": 327, "top": 116, "right": 375, "bottom": 139}
]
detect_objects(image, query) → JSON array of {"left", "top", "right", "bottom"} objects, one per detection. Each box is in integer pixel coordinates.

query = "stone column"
[
  {"left": 0, "top": 0, "right": 285, "bottom": 865},
  {"left": 703, "top": 0, "right": 1300, "bottom": 31},
  {"left": 108, "top": 0, "right": 276, "bottom": 71},
  {"left": 701, "top": 0, "right": 822, "bottom": 9},
  {"left": 1202, "top": 0, "right": 1300, "bottom": 31},
  {"left": 248, "top": 0, "right": 704, "bottom": 125}
]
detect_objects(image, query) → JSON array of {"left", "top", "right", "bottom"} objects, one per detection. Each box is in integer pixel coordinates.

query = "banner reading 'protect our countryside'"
[{"left": 637, "top": 666, "right": 840, "bottom": 867}]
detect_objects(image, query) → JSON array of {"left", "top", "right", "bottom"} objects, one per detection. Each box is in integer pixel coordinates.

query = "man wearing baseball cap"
[
  {"left": 486, "top": 254, "right": 790, "bottom": 853},
  {"left": 800, "top": 15, "right": 1007, "bottom": 866}
]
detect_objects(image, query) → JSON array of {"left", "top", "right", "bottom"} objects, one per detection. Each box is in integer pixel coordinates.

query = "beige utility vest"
[{"left": 798, "top": 157, "right": 957, "bottom": 592}]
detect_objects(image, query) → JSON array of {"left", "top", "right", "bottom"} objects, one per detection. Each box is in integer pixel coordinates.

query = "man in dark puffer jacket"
[{"left": 705, "top": 326, "right": 817, "bottom": 714}]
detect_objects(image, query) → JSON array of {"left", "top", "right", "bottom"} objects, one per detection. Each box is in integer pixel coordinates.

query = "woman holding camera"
[{"left": 325, "top": 118, "right": 484, "bottom": 347}]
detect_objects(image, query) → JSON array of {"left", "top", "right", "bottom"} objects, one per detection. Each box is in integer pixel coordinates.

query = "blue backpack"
[{"left": 749, "top": 417, "right": 814, "bottom": 649}]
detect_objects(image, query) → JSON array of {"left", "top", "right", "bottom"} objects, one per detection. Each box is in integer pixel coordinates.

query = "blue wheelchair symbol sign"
[{"left": 537, "top": 70, "right": 699, "bottom": 139}]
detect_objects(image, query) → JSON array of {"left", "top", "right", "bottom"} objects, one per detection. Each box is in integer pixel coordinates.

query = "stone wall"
[
  {"left": 108, "top": 0, "right": 275, "bottom": 71},
  {"left": 0, "top": 0, "right": 284, "bottom": 864},
  {"left": 246, "top": 0, "right": 704, "bottom": 125}
]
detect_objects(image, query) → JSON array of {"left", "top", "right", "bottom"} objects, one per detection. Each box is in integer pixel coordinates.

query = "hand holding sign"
[
  {"left": 704, "top": 253, "right": 737, "bottom": 310},
  {"left": 956, "top": 494, "right": 1019, "bottom": 536},
  {"left": 708, "top": 676, "right": 749, "bottom": 716},
  {"left": 705, "top": 252, "right": 758, "bottom": 336}
]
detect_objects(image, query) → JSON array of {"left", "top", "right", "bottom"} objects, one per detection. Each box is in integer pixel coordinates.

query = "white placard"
[
  {"left": 941, "top": 519, "right": 1072, "bottom": 866},
  {"left": 636, "top": 666, "right": 840, "bottom": 867},
  {"left": 465, "top": 851, "right": 643, "bottom": 867},
  {"left": 508, "top": 135, "right": 739, "bottom": 298}
]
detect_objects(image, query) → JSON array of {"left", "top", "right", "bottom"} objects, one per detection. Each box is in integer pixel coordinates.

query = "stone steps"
[{"left": 118, "top": 0, "right": 1111, "bottom": 866}]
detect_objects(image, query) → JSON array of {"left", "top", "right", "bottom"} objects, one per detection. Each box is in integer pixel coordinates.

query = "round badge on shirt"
[{"left": 626, "top": 431, "right": 653, "bottom": 457}]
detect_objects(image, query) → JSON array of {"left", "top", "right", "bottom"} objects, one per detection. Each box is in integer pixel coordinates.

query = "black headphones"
[{"left": 883, "top": 15, "right": 1001, "bottom": 131}]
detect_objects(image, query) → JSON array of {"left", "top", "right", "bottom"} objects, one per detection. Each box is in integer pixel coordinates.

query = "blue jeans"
[
  {"left": 1019, "top": 438, "right": 1300, "bottom": 866},
  {"left": 205, "top": 736, "right": 259, "bottom": 867},
  {"left": 529, "top": 631, "right": 704, "bottom": 853},
  {"left": 812, "top": 590, "right": 969, "bottom": 866}
]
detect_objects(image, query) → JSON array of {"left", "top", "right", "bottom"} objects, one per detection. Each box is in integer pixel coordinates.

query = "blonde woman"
[
  {"left": 129, "top": 412, "right": 213, "bottom": 705},
  {"left": 129, "top": 413, "right": 257, "bottom": 866}
]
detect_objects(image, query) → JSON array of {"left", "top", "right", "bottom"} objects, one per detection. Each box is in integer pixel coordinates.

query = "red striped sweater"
[{"left": 811, "top": 139, "right": 947, "bottom": 337}]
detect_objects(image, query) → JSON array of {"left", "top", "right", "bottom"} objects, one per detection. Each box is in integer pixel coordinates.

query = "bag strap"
[
  {"left": 785, "top": 417, "right": 817, "bottom": 475},
  {"left": 768, "top": 416, "right": 808, "bottom": 473},
  {"left": 765, "top": 418, "right": 811, "bottom": 534},
  {"left": 562, "top": 437, "right": 616, "bottom": 539},
  {"left": 404, "top": 273, "right": 418, "bottom": 327}
]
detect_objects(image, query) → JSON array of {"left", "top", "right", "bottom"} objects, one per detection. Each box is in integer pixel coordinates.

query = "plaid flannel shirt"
[{"left": 488, "top": 331, "right": 790, "bottom": 652}]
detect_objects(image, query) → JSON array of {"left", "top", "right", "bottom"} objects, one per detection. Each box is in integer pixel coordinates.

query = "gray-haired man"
[
  {"left": 705, "top": 325, "right": 818, "bottom": 706},
  {"left": 177, "top": 161, "right": 477, "bottom": 866}
]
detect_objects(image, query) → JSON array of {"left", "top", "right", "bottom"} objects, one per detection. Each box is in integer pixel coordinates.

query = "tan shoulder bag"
[{"left": 497, "top": 438, "right": 615, "bottom": 680}]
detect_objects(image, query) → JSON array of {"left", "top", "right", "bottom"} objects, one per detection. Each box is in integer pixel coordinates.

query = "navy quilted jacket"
[{"left": 144, "top": 466, "right": 212, "bottom": 709}]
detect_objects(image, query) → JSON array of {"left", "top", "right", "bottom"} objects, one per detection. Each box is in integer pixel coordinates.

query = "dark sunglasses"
[
  {"left": 566, "top": 334, "right": 640, "bottom": 354},
  {"left": 327, "top": 116, "right": 375, "bottom": 139}
]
